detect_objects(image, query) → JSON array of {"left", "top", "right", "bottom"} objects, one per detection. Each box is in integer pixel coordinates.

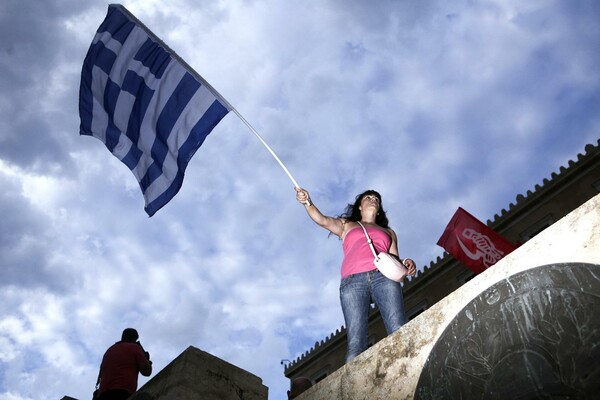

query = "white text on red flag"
[{"left": 437, "top": 207, "right": 517, "bottom": 274}]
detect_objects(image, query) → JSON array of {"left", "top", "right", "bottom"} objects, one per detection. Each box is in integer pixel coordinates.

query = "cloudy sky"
[{"left": 0, "top": 0, "right": 599, "bottom": 399}]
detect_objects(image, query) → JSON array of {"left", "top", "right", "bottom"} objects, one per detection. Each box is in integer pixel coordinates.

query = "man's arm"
[
  {"left": 135, "top": 344, "right": 153, "bottom": 376},
  {"left": 139, "top": 358, "right": 152, "bottom": 377}
]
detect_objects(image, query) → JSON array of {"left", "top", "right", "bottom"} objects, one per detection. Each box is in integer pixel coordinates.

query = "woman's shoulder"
[{"left": 340, "top": 219, "right": 360, "bottom": 240}]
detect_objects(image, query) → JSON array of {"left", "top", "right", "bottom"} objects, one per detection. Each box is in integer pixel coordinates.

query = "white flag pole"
[
  {"left": 231, "top": 108, "right": 311, "bottom": 205},
  {"left": 231, "top": 108, "right": 300, "bottom": 188}
]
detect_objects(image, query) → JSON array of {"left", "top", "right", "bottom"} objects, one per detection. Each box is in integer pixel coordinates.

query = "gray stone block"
[{"left": 131, "top": 346, "right": 268, "bottom": 400}]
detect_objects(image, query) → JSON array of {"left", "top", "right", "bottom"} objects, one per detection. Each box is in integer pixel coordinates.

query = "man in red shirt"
[{"left": 97, "top": 328, "right": 152, "bottom": 400}]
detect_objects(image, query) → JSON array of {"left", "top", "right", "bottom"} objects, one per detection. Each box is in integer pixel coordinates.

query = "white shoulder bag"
[{"left": 357, "top": 222, "right": 408, "bottom": 282}]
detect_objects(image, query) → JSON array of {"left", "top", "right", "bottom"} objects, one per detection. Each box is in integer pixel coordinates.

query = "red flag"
[{"left": 437, "top": 207, "right": 517, "bottom": 274}]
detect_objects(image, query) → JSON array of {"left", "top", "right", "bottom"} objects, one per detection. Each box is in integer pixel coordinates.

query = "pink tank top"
[{"left": 341, "top": 225, "right": 392, "bottom": 278}]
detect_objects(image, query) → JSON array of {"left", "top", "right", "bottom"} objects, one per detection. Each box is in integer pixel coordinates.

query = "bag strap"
[{"left": 357, "top": 221, "right": 379, "bottom": 259}]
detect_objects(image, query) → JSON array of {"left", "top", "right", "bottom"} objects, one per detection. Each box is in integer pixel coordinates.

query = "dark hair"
[
  {"left": 338, "top": 190, "right": 389, "bottom": 228},
  {"left": 121, "top": 328, "right": 139, "bottom": 342}
]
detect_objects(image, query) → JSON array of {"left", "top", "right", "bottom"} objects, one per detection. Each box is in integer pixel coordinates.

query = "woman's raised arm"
[{"left": 295, "top": 187, "right": 345, "bottom": 238}]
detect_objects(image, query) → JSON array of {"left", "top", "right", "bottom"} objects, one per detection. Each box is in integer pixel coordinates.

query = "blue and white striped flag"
[{"left": 79, "top": 4, "right": 231, "bottom": 216}]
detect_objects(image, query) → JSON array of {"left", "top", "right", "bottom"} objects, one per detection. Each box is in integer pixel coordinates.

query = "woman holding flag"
[{"left": 296, "top": 188, "right": 417, "bottom": 363}]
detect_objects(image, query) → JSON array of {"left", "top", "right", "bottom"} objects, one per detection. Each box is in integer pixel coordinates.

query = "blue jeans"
[{"left": 340, "top": 269, "right": 406, "bottom": 363}]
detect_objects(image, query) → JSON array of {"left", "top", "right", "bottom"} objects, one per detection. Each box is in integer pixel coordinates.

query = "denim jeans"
[{"left": 340, "top": 269, "right": 406, "bottom": 363}]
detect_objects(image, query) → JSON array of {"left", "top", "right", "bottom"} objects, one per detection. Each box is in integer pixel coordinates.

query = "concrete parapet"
[
  {"left": 131, "top": 346, "right": 268, "bottom": 400},
  {"left": 299, "top": 193, "right": 600, "bottom": 399}
]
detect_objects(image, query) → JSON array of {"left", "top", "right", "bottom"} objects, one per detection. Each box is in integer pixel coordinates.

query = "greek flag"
[{"left": 79, "top": 4, "right": 231, "bottom": 216}]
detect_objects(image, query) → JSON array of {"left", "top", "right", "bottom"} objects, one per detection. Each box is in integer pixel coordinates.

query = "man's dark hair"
[{"left": 121, "top": 328, "right": 139, "bottom": 342}]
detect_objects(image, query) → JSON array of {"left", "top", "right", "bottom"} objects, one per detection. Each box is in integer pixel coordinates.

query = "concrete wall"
[
  {"left": 130, "top": 346, "right": 268, "bottom": 400},
  {"left": 297, "top": 192, "right": 600, "bottom": 400}
]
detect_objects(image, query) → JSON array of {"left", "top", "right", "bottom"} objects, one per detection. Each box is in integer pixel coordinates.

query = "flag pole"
[
  {"left": 231, "top": 108, "right": 311, "bottom": 205},
  {"left": 231, "top": 106, "right": 312, "bottom": 206},
  {"left": 231, "top": 108, "right": 301, "bottom": 189}
]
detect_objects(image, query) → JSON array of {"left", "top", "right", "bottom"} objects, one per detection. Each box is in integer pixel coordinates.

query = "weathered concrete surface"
[
  {"left": 130, "top": 346, "right": 268, "bottom": 400},
  {"left": 415, "top": 263, "right": 600, "bottom": 399},
  {"left": 299, "top": 193, "right": 600, "bottom": 400}
]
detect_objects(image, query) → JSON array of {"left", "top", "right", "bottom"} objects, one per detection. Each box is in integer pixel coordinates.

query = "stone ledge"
[{"left": 131, "top": 346, "right": 268, "bottom": 400}]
